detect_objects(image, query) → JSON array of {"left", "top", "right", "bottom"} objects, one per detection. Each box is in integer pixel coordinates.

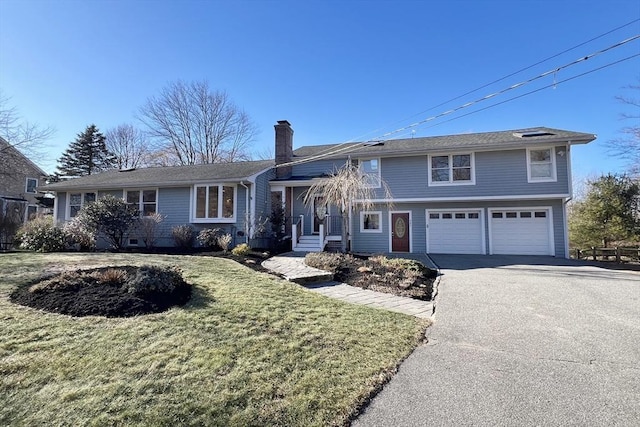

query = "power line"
[
  {"left": 343, "top": 19, "right": 640, "bottom": 144},
  {"left": 277, "top": 34, "right": 640, "bottom": 168}
]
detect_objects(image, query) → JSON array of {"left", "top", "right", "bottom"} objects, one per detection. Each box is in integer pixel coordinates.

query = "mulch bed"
[
  {"left": 10, "top": 266, "right": 191, "bottom": 318},
  {"left": 307, "top": 253, "right": 438, "bottom": 301}
]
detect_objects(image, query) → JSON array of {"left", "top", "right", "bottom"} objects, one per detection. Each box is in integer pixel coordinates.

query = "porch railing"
[{"left": 292, "top": 215, "right": 304, "bottom": 250}]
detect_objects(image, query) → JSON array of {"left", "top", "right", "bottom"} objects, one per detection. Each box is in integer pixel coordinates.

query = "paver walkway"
[{"left": 262, "top": 252, "right": 434, "bottom": 319}]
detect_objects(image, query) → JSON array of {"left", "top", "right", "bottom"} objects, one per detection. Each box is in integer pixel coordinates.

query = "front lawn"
[{"left": 0, "top": 252, "right": 428, "bottom": 426}]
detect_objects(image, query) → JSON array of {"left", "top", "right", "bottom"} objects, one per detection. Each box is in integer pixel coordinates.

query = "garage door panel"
[
  {"left": 428, "top": 210, "right": 483, "bottom": 254},
  {"left": 490, "top": 209, "right": 552, "bottom": 256}
]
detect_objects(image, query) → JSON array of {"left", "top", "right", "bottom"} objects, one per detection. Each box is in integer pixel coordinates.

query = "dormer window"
[{"left": 527, "top": 147, "right": 557, "bottom": 182}]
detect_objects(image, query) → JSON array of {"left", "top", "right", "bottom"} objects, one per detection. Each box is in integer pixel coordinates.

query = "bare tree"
[
  {"left": 138, "top": 80, "right": 258, "bottom": 165},
  {"left": 105, "top": 124, "right": 150, "bottom": 169},
  {"left": 303, "top": 161, "right": 393, "bottom": 252},
  {"left": 0, "top": 90, "right": 55, "bottom": 161},
  {"left": 606, "top": 80, "right": 640, "bottom": 176}
]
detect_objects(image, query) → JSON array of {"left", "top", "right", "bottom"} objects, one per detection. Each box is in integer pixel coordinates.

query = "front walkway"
[{"left": 262, "top": 252, "right": 434, "bottom": 319}]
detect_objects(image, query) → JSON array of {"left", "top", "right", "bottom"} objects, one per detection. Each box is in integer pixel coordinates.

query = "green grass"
[{"left": 0, "top": 252, "right": 429, "bottom": 426}]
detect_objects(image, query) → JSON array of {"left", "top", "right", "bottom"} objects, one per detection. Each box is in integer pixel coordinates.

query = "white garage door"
[
  {"left": 490, "top": 209, "right": 553, "bottom": 255},
  {"left": 427, "top": 210, "right": 484, "bottom": 254}
]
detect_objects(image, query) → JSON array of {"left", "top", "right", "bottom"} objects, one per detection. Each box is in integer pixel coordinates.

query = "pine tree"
[{"left": 57, "top": 124, "right": 115, "bottom": 177}]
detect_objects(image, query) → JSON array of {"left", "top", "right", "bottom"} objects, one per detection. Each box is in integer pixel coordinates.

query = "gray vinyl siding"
[
  {"left": 254, "top": 169, "right": 276, "bottom": 219},
  {"left": 375, "top": 147, "right": 569, "bottom": 199},
  {"left": 350, "top": 199, "right": 567, "bottom": 257},
  {"left": 291, "top": 158, "right": 348, "bottom": 177}
]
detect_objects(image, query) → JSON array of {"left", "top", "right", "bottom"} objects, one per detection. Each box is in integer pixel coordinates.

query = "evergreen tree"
[
  {"left": 57, "top": 124, "right": 115, "bottom": 176},
  {"left": 569, "top": 174, "right": 640, "bottom": 248}
]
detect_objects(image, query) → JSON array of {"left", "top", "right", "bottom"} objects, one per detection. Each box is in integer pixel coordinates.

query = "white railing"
[{"left": 292, "top": 215, "right": 304, "bottom": 250}]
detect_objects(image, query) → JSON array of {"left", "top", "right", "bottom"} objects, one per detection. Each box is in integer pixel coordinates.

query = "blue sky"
[{"left": 1, "top": 0, "right": 639, "bottom": 182}]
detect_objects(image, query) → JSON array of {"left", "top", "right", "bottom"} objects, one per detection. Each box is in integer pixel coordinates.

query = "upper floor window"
[
  {"left": 527, "top": 147, "right": 556, "bottom": 182},
  {"left": 193, "top": 184, "right": 236, "bottom": 222},
  {"left": 126, "top": 189, "right": 157, "bottom": 216},
  {"left": 68, "top": 192, "right": 96, "bottom": 218},
  {"left": 429, "top": 153, "right": 475, "bottom": 185},
  {"left": 359, "top": 158, "right": 381, "bottom": 188},
  {"left": 25, "top": 178, "right": 38, "bottom": 194}
]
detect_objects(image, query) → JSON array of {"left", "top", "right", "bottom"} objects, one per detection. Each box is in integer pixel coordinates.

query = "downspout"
[
  {"left": 562, "top": 142, "right": 573, "bottom": 259},
  {"left": 240, "top": 181, "right": 250, "bottom": 244}
]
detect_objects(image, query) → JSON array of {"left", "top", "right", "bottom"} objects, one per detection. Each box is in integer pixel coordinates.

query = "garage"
[
  {"left": 489, "top": 208, "right": 553, "bottom": 255},
  {"left": 427, "top": 209, "right": 484, "bottom": 254}
]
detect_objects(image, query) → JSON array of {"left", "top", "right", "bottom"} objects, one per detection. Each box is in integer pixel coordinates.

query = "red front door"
[{"left": 391, "top": 212, "right": 410, "bottom": 252}]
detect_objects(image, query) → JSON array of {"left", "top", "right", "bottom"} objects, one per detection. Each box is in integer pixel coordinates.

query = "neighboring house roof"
[
  {"left": 292, "top": 127, "right": 596, "bottom": 159},
  {"left": 0, "top": 136, "right": 48, "bottom": 177},
  {"left": 41, "top": 160, "right": 274, "bottom": 191}
]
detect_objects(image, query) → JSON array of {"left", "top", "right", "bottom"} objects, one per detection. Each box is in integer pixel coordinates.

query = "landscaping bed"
[
  {"left": 305, "top": 253, "right": 437, "bottom": 301},
  {"left": 10, "top": 265, "right": 191, "bottom": 317}
]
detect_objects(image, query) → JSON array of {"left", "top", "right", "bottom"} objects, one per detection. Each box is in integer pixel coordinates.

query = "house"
[
  {"left": 0, "top": 136, "right": 51, "bottom": 247},
  {"left": 43, "top": 121, "right": 596, "bottom": 258}
]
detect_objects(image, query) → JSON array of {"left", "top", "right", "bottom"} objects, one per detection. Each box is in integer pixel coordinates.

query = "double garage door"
[{"left": 427, "top": 208, "right": 553, "bottom": 255}]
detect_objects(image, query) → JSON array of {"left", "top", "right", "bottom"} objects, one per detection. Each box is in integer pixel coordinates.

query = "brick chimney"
[{"left": 275, "top": 120, "right": 293, "bottom": 179}]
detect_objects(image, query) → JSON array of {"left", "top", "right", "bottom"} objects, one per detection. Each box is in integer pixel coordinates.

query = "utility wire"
[
  {"left": 341, "top": 18, "right": 640, "bottom": 144},
  {"left": 277, "top": 34, "right": 640, "bottom": 168}
]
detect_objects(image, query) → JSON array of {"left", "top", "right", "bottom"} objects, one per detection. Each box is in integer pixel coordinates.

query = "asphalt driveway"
[{"left": 354, "top": 255, "right": 640, "bottom": 426}]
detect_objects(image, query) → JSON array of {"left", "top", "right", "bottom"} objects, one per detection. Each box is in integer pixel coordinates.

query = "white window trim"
[
  {"left": 124, "top": 188, "right": 159, "bottom": 217},
  {"left": 25, "top": 177, "right": 38, "bottom": 194},
  {"left": 66, "top": 191, "right": 97, "bottom": 219},
  {"left": 428, "top": 152, "right": 476, "bottom": 186},
  {"left": 359, "top": 158, "right": 381, "bottom": 189},
  {"left": 360, "top": 211, "right": 382, "bottom": 233},
  {"left": 191, "top": 184, "right": 237, "bottom": 223},
  {"left": 526, "top": 147, "right": 557, "bottom": 183}
]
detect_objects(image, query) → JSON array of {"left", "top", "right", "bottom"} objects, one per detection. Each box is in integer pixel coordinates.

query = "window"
[
  {"left": 455, "top": 213, "right": 466, "bottom": 219},
  {"left": 506, "top": 212, "right": 517, "bottom": 218},
  {"left": 359, "top": 158, "right": 381, "bottom": 188},
  {"left": 468, "top": 212, "right": 479, "bottom": 219},
  {"left": 126, "top": 189, "right": 157, "bottom": 216},
  {"left": 520, "top": 211, "right": 532, "bottom": 218},
  {"left": 527, "top": 147, "right": 556, "bottom": 182},
  {"left": 68, "top": 192, "right": 96, "bottom": 218},
  {"left": 193, "top": 184, "right": 236, "bottom": 222},
  {"left": 492, "top": 212, "right": 503, "bottom": 219},
  {"left": 429, "top": 213, "right": 440, "bottom": 219},
  {"left": 360, "top": 211, "right": 382, "bottom": 233},
  {"left": 442, "top": 213, "right": 453, "bottom": 219},
  {"left": 25, "top": 178, "right": 38, "bottom": 194},
  {"left": 534, "top": 211, "right": 547, "bottom": 218},
  {"left": 429, "top": 153, "right": 474, "bottom": 185}
]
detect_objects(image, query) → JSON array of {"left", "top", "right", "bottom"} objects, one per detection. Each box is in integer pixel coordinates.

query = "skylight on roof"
[{"left": 513, "top": 130, "right": 556, "bottom": 138}]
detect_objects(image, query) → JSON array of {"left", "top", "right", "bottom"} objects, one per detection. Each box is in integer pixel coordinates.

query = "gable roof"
[
  {"left": 42, "top": 159, "right": 274, "bottom": 191},
  {"left": 0, "top": 136, "right": 48, "bottom": 176},
  {"left": 292, "top": 127, "right": 596, "bottom": 159}
]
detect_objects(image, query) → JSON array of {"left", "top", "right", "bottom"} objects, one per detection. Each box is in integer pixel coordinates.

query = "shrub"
[
  {"left": 136, "top": 213, "right": 165, "bottom": 249},
  {"left": 305, "top": 252, "right": 346, "bottom": 273},
  {"left": 15, "top": 216, "right": 66, "bottom": 252},
  {"left": 196, "top": 227, "right": 222, "bottom": 248},
  {"left": 231, "top": 243, "right": 251, "bottom": 256},
  {"left": 172, "top": 225, "right": 194, "bottom": 249},
  {"left": 62, "top": 216, "right": 96, "bottom": 250},
  {"left": 217, "top": 234, "right": 233, "bottom": 252},
  {"left": 75, "top": 195, "right": 139, "bottom": 250},
  {"left": 124, "top": 265, "right": 186, "bottom": 295}
]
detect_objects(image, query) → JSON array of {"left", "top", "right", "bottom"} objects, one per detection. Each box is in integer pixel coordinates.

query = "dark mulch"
[{"left": 10, "top": 266, "right": 191, "bottom": 318}]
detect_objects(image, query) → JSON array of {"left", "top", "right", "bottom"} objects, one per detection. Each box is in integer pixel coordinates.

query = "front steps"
[{"left": 293, "top": 235, "right": 323, "bottom": 252}]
